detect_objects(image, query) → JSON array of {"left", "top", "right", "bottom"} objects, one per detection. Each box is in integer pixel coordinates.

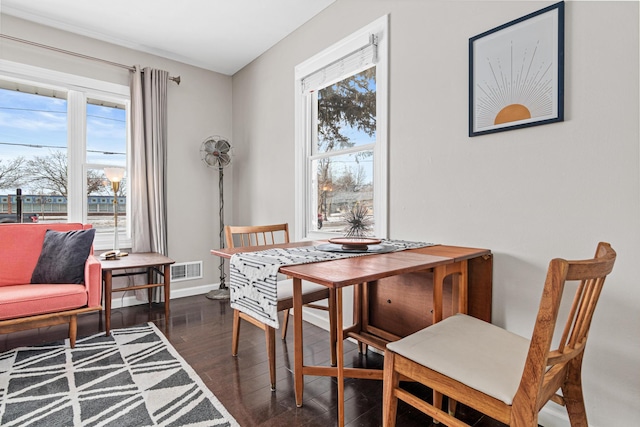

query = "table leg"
[
  {"left": 329, "top": 288, "right": 337, "bottom": 367},
  {"left": 147, "top": 267, "right": 153, "bottom": 307},
  {"left": 336, "top": 288, "right": 345, "bottom": 427},
  {"left": 163, "top": 264, "right": 171, "bottom": 320},
  {"left": 104, "top": 271, "right": 112, "bottom": 336},
  {"left": 353, "top": 283, "right": 367, "bottom": 354},
  {"left": 432, "top": 266, "right": 445, "bottom": 412},
  {"left": 432, "top": 261, "right": 469, "bottom": 413},
  {"left": 293, "top": 277, "right": 304, "bottom": 407},
  {"left": 457, "top": 260, "right": 468, "bottom": 314},
  {"left": 445, "top": 260, "right": 468, "bottom": 417},
  {"left": 433, "top": 266, "right": 445, "bottom": 324},
  {"left": 433, "top": 261, "right": 469, "bottom": 322}
]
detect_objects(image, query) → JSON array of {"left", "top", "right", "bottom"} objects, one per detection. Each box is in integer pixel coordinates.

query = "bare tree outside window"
[
  {"left": 0, "top": 157, "right": 26, "bottom": 191},
  {"left": 315, "top": 68, "right": 376, "bottom": 233}
]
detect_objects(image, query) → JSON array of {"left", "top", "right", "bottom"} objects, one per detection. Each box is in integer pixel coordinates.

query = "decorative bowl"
[{"left": 327, "top": 237, "right": 382, "bottom": 251}]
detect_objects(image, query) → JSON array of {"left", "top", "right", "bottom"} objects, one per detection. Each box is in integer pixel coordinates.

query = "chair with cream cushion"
[
  {"left": 226, "top": 223, "right": 336, "bottom": 391},
  {"left": 382, "top": 242, "right": 616, "bottom": 427}
]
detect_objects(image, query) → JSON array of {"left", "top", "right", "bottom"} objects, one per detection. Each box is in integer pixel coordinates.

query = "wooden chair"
[
  {"left": 226, "top": 223, "right": 336, "bottom": 391},
  {"left": 382, "top": 242, "right": 616, "bottom": 427}
]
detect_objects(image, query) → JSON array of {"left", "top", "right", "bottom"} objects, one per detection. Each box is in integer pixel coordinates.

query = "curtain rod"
[{"left": 0, "top": 33, "right": 181, "bottom": 85}]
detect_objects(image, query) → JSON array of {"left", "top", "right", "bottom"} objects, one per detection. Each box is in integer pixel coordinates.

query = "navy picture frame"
[{"left": 469, "top": 1, "right": 564, "bottom": 137}]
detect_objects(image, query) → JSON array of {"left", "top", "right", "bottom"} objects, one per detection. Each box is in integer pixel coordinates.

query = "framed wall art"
[{"left": 469, "top": 1, "right": 564, "bottom": 137}]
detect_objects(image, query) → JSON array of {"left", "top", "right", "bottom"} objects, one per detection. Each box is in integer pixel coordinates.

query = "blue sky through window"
[
  {"left": 0, "top": 87, "right": 126, "bottom": 193},
  {"left": 0, "top": 89, "right": 67, "bottom": 163}
]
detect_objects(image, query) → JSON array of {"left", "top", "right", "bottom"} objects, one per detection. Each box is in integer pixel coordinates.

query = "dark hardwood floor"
[{"left": 0, "top": 295, "right": 512, "bottom": 427}]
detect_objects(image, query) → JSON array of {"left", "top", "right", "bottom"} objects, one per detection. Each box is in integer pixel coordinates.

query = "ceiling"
[{"left": 0, "top": 0, "right": 336, "bottom": 76}]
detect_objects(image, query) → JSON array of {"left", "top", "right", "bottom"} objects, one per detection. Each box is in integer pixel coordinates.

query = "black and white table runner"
[{"left": 229, "top": 240, "right": 434, "bottom": 328}]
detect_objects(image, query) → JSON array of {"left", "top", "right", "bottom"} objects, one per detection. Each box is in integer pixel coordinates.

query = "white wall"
[
  {"left": 0, "top": 14, "right": 233, "bottom": 295},
  {"left": 231, "top": 1, "right": 640, "bottom": 426}
]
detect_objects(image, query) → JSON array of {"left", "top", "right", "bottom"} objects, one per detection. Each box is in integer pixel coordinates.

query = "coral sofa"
[{"left": 0, "top": 223, "right": 102, "bottom": 347}]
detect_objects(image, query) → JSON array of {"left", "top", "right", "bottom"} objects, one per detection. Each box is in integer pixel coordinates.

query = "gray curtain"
[{"left": 130, "top": 66, "right": 169, "bottom": 301}]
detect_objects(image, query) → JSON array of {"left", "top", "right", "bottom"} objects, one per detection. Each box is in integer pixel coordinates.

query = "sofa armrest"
[{"left": 85, "top": 255, "right": 102, "bottom": 307}]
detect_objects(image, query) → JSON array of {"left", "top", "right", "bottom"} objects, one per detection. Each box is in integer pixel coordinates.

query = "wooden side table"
[{"left": 100, "top": 252, "right": 175, "bottom": 335}]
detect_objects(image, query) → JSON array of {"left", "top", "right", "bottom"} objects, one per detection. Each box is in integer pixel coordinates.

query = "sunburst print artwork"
[{"left": 470, "top": 2, "right": 564, "bottom": 136}]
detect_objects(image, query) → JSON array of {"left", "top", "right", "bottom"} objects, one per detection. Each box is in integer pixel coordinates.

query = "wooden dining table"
[{"left": 211, "top": 241, "right": 492, "bottom": 427}]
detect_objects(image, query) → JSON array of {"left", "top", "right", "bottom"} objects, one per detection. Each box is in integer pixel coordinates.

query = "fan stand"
[{"left": 206, "top": 167, "right": 230, "bottom": 300}]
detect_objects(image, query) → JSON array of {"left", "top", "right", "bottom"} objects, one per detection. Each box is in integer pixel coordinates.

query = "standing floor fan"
[{"left": 200, "top": 135, "right": 232, "bottom": 300}]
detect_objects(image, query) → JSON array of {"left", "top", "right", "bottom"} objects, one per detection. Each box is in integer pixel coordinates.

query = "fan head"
[{"left": 200, "top": 136, "right": 231, "bottom": 170}]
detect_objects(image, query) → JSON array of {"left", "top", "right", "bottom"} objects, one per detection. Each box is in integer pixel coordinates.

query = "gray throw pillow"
[{"left": 31, "top": 228, "right": 96, "bottom": 284}]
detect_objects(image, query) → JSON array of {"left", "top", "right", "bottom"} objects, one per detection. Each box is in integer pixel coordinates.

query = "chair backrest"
[
  {"left": 513, "top": 242, "right": 616, "bottom": 415},
  {"left": 0, "top": 222, "right": 92, "bottom": 287},
  {"left": 225, "top": 223, "right": 290, "bottom": 249}
]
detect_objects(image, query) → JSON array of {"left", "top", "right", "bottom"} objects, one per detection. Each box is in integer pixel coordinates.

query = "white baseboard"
[
  {"left": 301, "top": 307, "right": 331, "bottom": 330},
  {"left": 109, "top": 282, "right": 217, "bottom": 309}
]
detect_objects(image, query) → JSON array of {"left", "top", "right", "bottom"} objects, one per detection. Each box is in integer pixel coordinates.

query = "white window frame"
[
  {"left": 294, "top": 15, "right": 389, "bottom": 241},
  {"left": 0, "top": 59, "right": 131, "bottom": 250}
]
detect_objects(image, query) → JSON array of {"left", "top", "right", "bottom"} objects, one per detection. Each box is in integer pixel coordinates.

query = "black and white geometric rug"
[{"left": 0, "top": 323, "right": 239, "bottom": 426}]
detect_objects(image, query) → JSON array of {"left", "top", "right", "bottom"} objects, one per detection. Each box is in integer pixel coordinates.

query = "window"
[
  {"left": 295, "top": 16, "right": 388, "bottom": 240},
  {"left": 0, "top": 60, "right": 130, "bottom": 249}
]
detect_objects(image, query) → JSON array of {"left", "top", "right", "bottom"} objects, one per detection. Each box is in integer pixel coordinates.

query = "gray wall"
[
  {"left": 231, "top": 1, "right": 639, "bottom": 426},
  {"left": 0, "top": 14, "right": 233, "bottom": 296}
]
